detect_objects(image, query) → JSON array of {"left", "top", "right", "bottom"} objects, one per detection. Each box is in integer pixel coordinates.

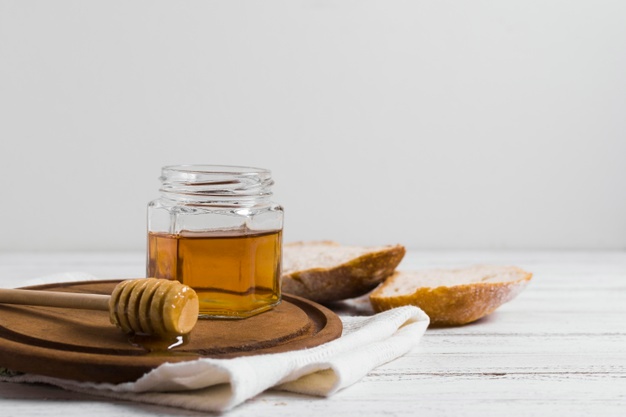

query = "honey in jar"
[{"left": 147, "top": 165, "right": 283, "bottom": 318}]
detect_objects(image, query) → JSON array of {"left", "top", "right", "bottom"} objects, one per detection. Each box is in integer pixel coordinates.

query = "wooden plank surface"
[{"left": 0, "top": 251, "right": 625, "bottom": 416}]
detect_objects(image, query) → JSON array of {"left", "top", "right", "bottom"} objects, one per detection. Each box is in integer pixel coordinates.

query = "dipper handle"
[{"left": 0, "top": 288, "right": 110, "bottom": 310}]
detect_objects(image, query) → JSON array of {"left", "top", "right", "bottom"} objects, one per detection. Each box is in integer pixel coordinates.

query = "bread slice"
[
  {"left": 282, "top": 241, "right": 405, "bottom": 303},
  {"left": 369, "top": 265, "right": 532, "bottom": 326}
]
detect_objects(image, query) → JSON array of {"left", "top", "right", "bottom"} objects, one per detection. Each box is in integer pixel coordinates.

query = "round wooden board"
[{"left": 0, "top": 280, "right": 342, "bottom": 383}]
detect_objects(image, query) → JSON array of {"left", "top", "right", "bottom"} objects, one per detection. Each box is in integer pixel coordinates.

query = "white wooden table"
[{"left": 0, "top": 251, "right": 625, "bottom": 416}]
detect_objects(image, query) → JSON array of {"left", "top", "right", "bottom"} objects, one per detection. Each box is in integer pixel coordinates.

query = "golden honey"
[{"left": 147, "top": 229, "right": 282, "bottom": 318}]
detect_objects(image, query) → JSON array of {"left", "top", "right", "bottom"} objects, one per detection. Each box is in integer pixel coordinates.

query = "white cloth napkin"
[{"left": 0, "top": 274, "right": 430, "bottom": 412}]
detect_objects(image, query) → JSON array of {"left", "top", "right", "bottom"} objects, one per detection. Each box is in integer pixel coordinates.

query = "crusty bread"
[
  {"left": 282, "top": 241, "right": 405, "bottom": 303},
  {"left": 369, "top": 265, "right": 532, "bottom": 326}
]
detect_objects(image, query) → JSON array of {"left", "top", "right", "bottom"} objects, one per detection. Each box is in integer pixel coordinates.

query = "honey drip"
[
  {"left": 129, "top": 333, "right": 190, "bottom": 353},
  {"left": 147, "top": 229, "right": 282, "bottom": 318}
]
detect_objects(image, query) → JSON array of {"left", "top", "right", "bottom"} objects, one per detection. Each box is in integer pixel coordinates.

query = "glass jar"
[{"left": 147, "top": 165, "right": 283, "bottom": 319}]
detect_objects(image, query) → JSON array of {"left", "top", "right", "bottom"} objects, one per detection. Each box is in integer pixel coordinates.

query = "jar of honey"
[{"left": 147, "top": 165, "right": 283, "bottom": 319}]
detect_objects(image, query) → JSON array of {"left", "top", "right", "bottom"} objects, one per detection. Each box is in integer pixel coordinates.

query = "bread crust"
[
  {"left": 369, "top": 267, "right": 532, "bottom": 326},
  {"left": 282, "top": 242, "right": 406, "bottom": 303}
]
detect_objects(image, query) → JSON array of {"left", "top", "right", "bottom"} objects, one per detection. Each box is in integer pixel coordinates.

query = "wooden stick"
[
  {"left": 0, "top": 279, "right": 199, "bottom": 336},
  {"left": 0, "top": 288, "right": 110, "bottom": 311}
]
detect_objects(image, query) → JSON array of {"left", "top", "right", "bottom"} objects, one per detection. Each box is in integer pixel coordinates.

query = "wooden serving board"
[{"left": 0, "top": 280, "right": 342, "bottom": 384}]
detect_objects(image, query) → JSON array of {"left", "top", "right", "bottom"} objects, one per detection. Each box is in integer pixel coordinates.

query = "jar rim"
[
  {"left": 162, "top": 164, "right": 270, "bottom": 176},
  {"left": 158, "top": 164, "right": 274, "bottom": 205}
]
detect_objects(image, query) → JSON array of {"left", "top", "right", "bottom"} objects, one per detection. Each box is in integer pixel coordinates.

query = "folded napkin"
[{"left": 0, "top": 274, "right": 429, "bottom": 412}]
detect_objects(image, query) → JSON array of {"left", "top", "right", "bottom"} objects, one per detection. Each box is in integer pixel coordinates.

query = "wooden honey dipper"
[{"left": 0, "top": 278, "right": 199, "bottom": 337}]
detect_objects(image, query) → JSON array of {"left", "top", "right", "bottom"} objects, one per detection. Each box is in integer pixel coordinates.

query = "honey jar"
[{"left": 147, "top": 165, "right": 283, "bottom": 319}]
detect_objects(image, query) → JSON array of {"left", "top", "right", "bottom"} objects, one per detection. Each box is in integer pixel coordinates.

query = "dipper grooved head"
[{"left": 109, "top": 278, "right": 199, "bottom": 337}]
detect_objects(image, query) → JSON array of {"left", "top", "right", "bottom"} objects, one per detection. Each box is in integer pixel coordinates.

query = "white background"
[{"left": 1, "top": 0, "right": 625, "bottom": 251}]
